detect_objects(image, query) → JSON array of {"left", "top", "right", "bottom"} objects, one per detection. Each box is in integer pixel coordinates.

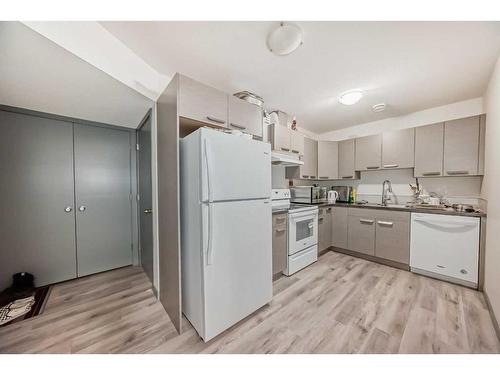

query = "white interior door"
[
  {"left": 201, "top": 129, "right": 271, "bottom": 202},
  {"left": 202, "top": 199, "right": 272, "bottom": 341}
]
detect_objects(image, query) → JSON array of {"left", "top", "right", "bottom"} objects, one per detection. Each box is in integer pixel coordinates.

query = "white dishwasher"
[{"left": 410, "top": 213, "right": 480, "bottom": 288}]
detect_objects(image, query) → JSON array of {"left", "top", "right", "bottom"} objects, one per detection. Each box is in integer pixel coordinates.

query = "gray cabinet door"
[
  {"left": 296, "top": 137, "right": 318, "bottom": 179},
  {"left": 331, "top": 206, "right": 348, "bottom": 249},
  {"left": 290, "top": 131, "right": 305, "bottom": 156},
  {"left": 228, "top": 96, "right": 263, "bottom": 138},
  {"left": 338, "top": 139, "right": 356, "bottom": 179},
  {"left": 382, "top": 128, "right": 415, "bottom": 169},
  {"left": 74, "top": 124, "right": 133, "bottom": 277},
  {"left": 178, "top": 75, "right": 228, "bottom": 127},
  {"left": 318, "top": 207, "right": 332, "bottom": 252},
  {"left": 374, "top": 211, "right": 410, "bottom": 264},
  {"left": 272, "top": 213, "right": 287, "bottom": 275},
  {"left": 414, "top": 123, "right": 444, "bottom": 177},
  {"left": 444, "top": 116, "right": 480, "bottom": 176},
  {"left": 271, "top": 124, "right": 291, "bottom": 152},
  {"left": 317, "top": 141, "right": 339, "bottom": 179},
  {"left": 347, "top": 209, "right": 376, "bottom": 256},
  {"left": 0, "top": 110, "right": 77, "bottom": 290},
  {"left": 355, "top": 134, "right": 382, "bottom": 171}
]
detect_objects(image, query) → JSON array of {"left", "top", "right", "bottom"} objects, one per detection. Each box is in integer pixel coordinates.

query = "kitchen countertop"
[{"left": 314, "top": 202, "right": 486, "bottom": 218}]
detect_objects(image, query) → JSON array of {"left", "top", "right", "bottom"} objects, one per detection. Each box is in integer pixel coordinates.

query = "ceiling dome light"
[
  {"left": 372, "top": 103, "right": 386, "bottom": 112},
  {"left": 338, "top": 90, "right": 363, "bottom": 105},
  {"left": 267, "top": 22, "right": 303, "bottom": 56}
]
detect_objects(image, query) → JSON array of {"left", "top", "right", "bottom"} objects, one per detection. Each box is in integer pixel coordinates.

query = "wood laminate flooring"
[{"left": 1, "top": 251, "right": 499, "bottom": 354}]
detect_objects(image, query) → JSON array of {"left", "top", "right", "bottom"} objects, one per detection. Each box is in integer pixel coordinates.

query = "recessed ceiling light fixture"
[
  {"left": 267, "top": 22, "right": 303, "bottom": 56},
  {"left": 338, "top": 90, "right": 363, "bottom": 105},
  {"left": 372, "top": 103, "right": 386, "bottom": 112}
]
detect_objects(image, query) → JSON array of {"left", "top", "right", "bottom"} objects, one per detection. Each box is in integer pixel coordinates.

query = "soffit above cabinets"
[{"left": 100, "top": 21, "right": 500, "bottom": 133}]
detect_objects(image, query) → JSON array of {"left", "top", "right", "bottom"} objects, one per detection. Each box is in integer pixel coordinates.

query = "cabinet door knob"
[
  {"left": 144, "top": 208, "right": 153, "bottom": 214},
  {"left": 64, "top": 206, "right": 72, "bottom": 213},
  {"left": 78, "top": 205, "right": 87, "bottom": 212}
]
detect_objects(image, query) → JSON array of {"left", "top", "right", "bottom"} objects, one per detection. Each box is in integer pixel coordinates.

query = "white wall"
[
  {"left": 482, "top": 54, "right": 500, "bottom": 326},
  {"left": 319, "top": 97, "right": 484, "bottom": 141}
]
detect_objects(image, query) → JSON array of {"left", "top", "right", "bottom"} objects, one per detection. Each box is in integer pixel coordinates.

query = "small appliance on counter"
[
  {"left": 330, "top": 186, "right": 352, "bottom": 203},
  {"left": 327, "top": 190, "right": 339, "bottom": 204},
  {"left": 290, "top": 186, "right": 327, "bottom": 204}
]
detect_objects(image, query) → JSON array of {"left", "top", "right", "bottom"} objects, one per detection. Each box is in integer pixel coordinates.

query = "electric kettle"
[{"left": 328, "top": 190, "right": 339, "bottom": 203}]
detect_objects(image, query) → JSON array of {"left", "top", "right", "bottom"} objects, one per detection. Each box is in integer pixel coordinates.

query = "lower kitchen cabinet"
[
  {"left": 318, "top": 206, "right": 332, "bottom": 253},
  {"left": 331, "top": 206, "right": 348, "bottom": 249},
  {"left": 374, "top": 211, "right": 410, "bottom": 264},
  {"left": 272, "top": 213, "right": 288, "bottom": 275},
  {"left": 347, "top": 209, "right": 376, "bottom": 256}
]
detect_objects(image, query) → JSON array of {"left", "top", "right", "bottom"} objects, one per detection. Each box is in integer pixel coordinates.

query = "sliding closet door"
[
  {"left": 74, "top": 124, "right": 133, "bottom": 277},
  {"left": 0, "top": 110, "right": 77, "bottom": 290}
]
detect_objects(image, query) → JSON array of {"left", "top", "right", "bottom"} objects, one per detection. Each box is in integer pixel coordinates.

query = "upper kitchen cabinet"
[
  {"left": 338, "top": 139, "right": 358, "bottom": 180},
  {"left": 382, "top": 128, "right": 415, "bottom": 169},
  {"left": 270, "top": 124, "right": 304, "bottom": 157},
  {"left": 317, "top": 141, "right": 338, "bottom": 180},
  {"left": 286, "top": 137, "right": 317, "bottom": 179},
  {"left": 479, "top": 114, "right": 486, "bottom": 175},
  {"left": 178, "top": 75, "right": 228, "bottom": 127},
  {"left": 443, "top": 116, "right": 480, "bottom": 176},
  {"left": 290, "top": 131, "right": 305, "bottom": 156},
  {"left": 228, "top": 95, "right": 263, "bottom": 138},
  {"left": 414, "top": 123, "right": 444, "bottom": 177},
  {"left": 355, "top": 134, "right": 382, "bottom": 171}
]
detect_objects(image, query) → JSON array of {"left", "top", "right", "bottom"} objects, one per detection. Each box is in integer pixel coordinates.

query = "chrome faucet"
[{"left": 382, "top": 180, "right": 393, "bottom": 206}]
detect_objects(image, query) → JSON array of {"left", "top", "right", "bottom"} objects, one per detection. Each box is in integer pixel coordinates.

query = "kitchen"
[{"left": 1, "top": 18, "right": 500, "bottom": 361}]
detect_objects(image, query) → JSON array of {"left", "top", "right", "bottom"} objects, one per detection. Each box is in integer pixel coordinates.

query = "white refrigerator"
[{"left": 180, "top": 128, "right": 272, "bottom": 341}]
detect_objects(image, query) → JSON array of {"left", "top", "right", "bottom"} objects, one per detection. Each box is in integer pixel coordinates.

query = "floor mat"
[{"left": 0, "top": 285, "right": 51, "bottom": 327}]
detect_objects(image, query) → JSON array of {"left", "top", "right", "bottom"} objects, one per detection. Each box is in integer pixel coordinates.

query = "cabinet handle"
[
  {"left": 291, "top": 150, "right": 300, "bottom": 154},
  {"left": 446, "top": 170, "right": 469, "bottom": 175},
  {"left": 377, "top": 221, "right": 393, "bottom": 227},
  {"left": 359, "top": 219, "right": 374, "bottom": 224},
  {"left": 280, "top": 147, "right": 290, "bottom": 152},
  {"left": 318, "top": 217, "right": 324, "bottom": 221},
  {"left": 342, "top": 175, "right": 353, "bottom": 179},
  {"left": 275, "top": 228, "right": 286, "bottom": 233},
  {"left": 64, "top": 206, "right": 73, "bottom": 213},
  {"left": 206, "top": 116, "right": 226, "bottom": 124},
  {"left": 319, "top": 176, "right": 329, "bottom": 179},
  {"left": 310, "top": 176, "right": 317, "bottom": 179},
  {"left": 366, "top": 166, "right": 380, "bottom": 170},
  {"left": 422, "top": 171, "right": 441, "bottom": 176},
  {"left": 230, "top": 123, "right": 246, "bottom": 130},
  {"left": 383, "top": 164, "right": 399, "bottom": 168},
  {"left": 302, "top": 175, "right": 309, "bottom": 178}
]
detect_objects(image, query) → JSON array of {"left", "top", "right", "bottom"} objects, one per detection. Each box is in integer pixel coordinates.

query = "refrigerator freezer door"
[
  {"left": 201, "top": 199, "right": 272, "bottom": 341},
  {"left": 201, "top": 129, "right": 271, "bottom": 202}
]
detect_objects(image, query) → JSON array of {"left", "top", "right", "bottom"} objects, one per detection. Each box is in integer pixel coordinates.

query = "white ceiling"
[
  {"left": 100, "top": 21, "right": 500, "bottom": 134},
  {"left": 0, "top": 22, "right": 153, "bottom": 128}
]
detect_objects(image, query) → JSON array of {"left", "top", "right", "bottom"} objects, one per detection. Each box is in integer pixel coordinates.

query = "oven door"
[{"left": 288, "top": 210, "right": 318, "bottom": 255}]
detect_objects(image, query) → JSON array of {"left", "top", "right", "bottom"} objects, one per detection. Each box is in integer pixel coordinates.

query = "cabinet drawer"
[
  {"left": 179, "top": 75, "right": 228, "bottom": 127},
  {"left": 272, "top": 213, "right": 287, "bottom": 226},
  {"left": 375, "top": 219, "right": 410, "bottom": 264},
  {"left": 374, "top": 209, "right": 410, "bottom": 223},
  {"left": 347, "top": 208, "right": 378, "bottom": 220},
  {"left": 348, "top": 215, "right": 375, "bottom": 255}
]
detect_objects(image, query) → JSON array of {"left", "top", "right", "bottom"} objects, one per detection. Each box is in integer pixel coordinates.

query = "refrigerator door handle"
[
  {"left": 204, "top": 138, "right": 214, "bottom": 202},
  {"left": 206, "top": 203, "right": 214, "bottom": 265}
]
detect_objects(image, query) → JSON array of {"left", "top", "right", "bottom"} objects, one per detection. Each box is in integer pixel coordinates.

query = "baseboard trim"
[
  {"left": 332, "top": 247, "right": 409, "bottom": 271},
  {"left": 483, "top": 290, "right": 500, "bottom": 342}
]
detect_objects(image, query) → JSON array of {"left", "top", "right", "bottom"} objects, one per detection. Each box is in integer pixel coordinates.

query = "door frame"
[{"left": 136, "top": 109, "right": 155, "bottom": 287}]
